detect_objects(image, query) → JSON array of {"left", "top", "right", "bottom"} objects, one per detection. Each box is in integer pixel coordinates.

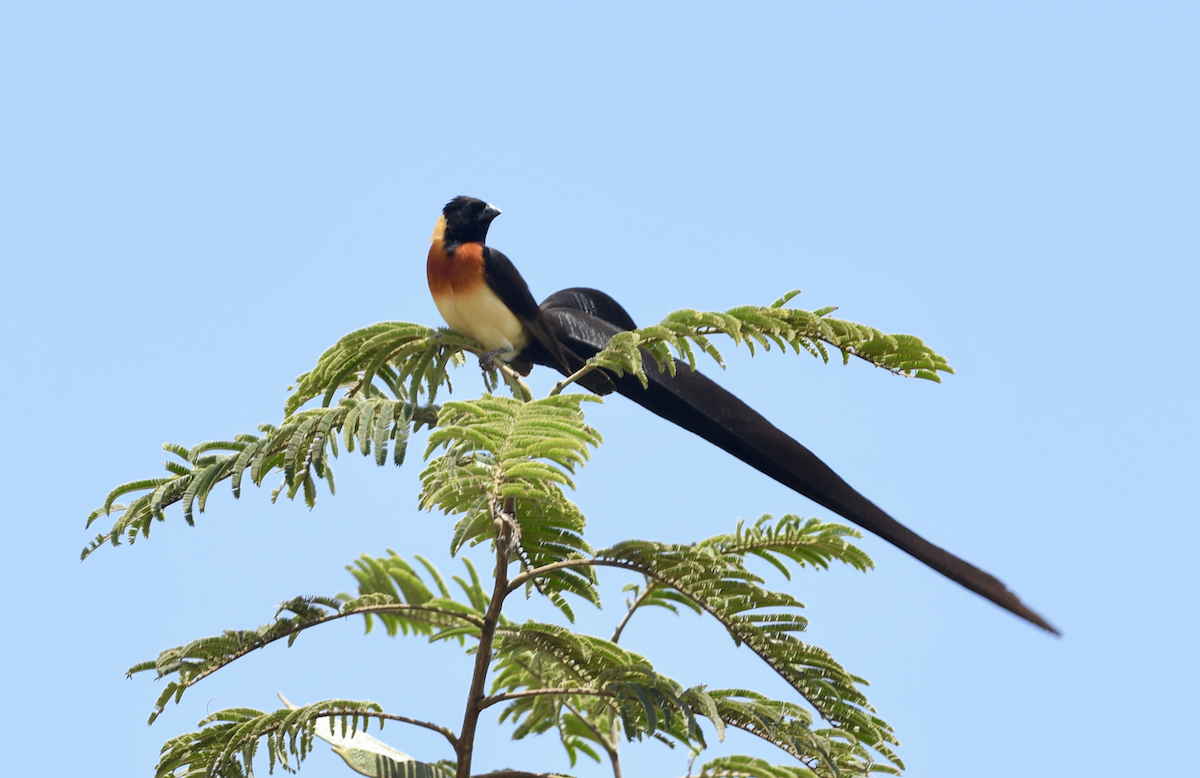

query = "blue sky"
[{"left": 2, "top": 3, "right": 1197, "bottom": 776}]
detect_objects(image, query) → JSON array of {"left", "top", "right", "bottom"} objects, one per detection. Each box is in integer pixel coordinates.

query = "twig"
[
  {"left": 362, "top": 712, "right": 459, "bottom": 749},
  {"left": 512, "top": 658, "right": 621, "bottom": 770},
  {"left": 478, "top": 688, "right": 612, "bottom": 710},
  {"left": 497, "top": 363, "right": 534, "bottom": 402},
  {"left": 163, "top": 602, "right": 483, "bottom": 691},
  {"left": 548, "top": 363, "right": 597, "bottom": 396},
  {"left": 611, "top": 583, "right": 659, "bottom": 644},
  {"left": 472, "top": 772, "right": 571, "bottom": 778},
  {"left": 276, "top": 692, "right": 459, "bottom": 749}
]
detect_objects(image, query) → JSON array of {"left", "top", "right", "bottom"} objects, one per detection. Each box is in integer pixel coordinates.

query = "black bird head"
[{"left": 438, "top": 196, "right": 502, "bottom": 247}]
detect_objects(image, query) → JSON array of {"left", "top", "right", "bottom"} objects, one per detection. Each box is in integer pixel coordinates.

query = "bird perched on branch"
[
  {"left": 426, "top": 196, "right": 613, "bottom": 393},
  {"left": 425, "top": 195, "right": 1058, "bottom": 634}
]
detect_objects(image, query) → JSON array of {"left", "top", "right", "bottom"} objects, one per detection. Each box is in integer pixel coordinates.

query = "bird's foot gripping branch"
[{"left": 85, "top": 288, "right": 1050, "bottom": 777}]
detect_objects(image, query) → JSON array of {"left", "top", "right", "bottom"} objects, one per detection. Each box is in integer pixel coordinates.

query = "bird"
[
  {"left": 425, "top": 196, "right": 1058, "bottom": 634},
  {"left": 426, "top": 195, "right": 613, "bottom": 393}
]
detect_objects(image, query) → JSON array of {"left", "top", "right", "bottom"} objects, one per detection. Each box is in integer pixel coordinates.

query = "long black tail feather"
[{"left": 526, "top": 288, "right": 1058, "bottom": 635}]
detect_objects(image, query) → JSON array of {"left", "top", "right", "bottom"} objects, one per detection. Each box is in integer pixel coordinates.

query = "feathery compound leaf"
[
  {"left": 712, "top": 515, "right": 875, "bottom": 577},
  {"left": 331, "top": 749, "right": 455, "bottom": 778},
  {"left": 490, "top": 623, "right": 705, "bottom": 748},
  {"left": 699, "top": 755, "right": 825, "bottom": 777},
  {"left": 276, "top": 693, "right": 457, "bottom": 778},
  {"left": 345, "top": 552, "right": 487, "bottom": 641},
  {"left": 587, "top": 537, "right": 895, "bottom": 752},
  {"left": 700, "top": 752, "right": 899, "bottom": 778},
  {"left": 701, "top": 690, "right": 903, "bottom": 777},
  {"left": 586, "top": 292, "right": 953, "bottom": 386},
  {"left": 489, "top": 623, "right": 898, "bottom": 776},
  {"left": 83, "top": 398, "right": 434, "bottom": 558},
  {"left": 420, "top": 396, "right": 603, "bottom": 615},
  {"left": 132, "top": 590, "right": 483, "bottom": 722},
  {"left": 285, "top": 322, "right": 475, "bottom": 416},
  {"left": 154, "top": 701, "right": 432, "bottom": 778},
  {"left": 500, "top": 515, "right": 894, "bottom": 762},
  {"left": 95, "top": 294, "right": 932, "bottom": 776}
]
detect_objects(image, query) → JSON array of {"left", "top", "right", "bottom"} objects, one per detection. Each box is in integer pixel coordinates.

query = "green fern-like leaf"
[
  {"left": 277, "top": 692, "right": 456, "bottom": 778},
  {"left": 132, "top": 591, "right": 483, "bottom": 723},
  {"left": 703, "top": 690, "right": 903, "bottom": 777},
  {"left": 154, "top": 701, "right": 419, "bottom": 778},
  {"left": 420, "top": 395, "right": 603, "bottom": 618},
  {"left": 712, "top": 515, "right": 875, "bottom": 578},
  {"left": 285, "top": 323, "right": 477, "bottom": 416},
  {"left": 490, "top": 623, "right": 900, "bottom": 776},
  {"left": 503, "top": 516, "right": 896, "bottom": 762},
  {"left": 491, "top": 623, "right": 706, "bottom": 747},
  {"left": 592, "top": 537, "right": 892, "bottom": 750},
  {"left": 584, "top": 293, "right": 953, "bottom": 386},
  {"left": 345, "top": 552, "right": 495, "bottom": 642},
  {"left": 83, "top": 398, "right": 434, "bottom": 558},
  {"left": 698, "top": 755, "right": 818, "bottom": 777}
]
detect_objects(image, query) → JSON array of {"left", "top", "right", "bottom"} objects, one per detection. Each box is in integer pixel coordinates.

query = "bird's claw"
[
  {"left": 479, "top": 349, "right": 506, "bottom": 370},
  {"left": 479, "top": 350, "right": 506, "bottom": 393}
]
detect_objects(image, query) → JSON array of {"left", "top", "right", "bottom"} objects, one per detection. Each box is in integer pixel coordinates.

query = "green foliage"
[
  {"left": 421, "top": 395, "right": 603, "bottom": 620},
  {"left": 83, "top": 398, "right": 436, "bottom": 559},
  {"left": 698, "top": 754, "right": 833, "bottom": 777},
  {"left": 285, "top": 323, "right": 463, "bottom": 416},
  {"left": 491, "top": 622, "right": 901, "bottom": 777},
  {"left": 715, "top": 515, "right": 876, "bottom": 577},
  {"left": 129, "top": 589, "right": 483, "bottom": 725},
  {"left": 332, "top": 749, "right": 455, "bottom": 778},
  {"left": 701, "top": 692, "right": 902, "bottom": 777},
  {"left": 86, "top": 295, "right": 943, "bottom": 777},
  {"left": 496, "top": 516, "right": 899, "bottom": 774},
  {"left": 492, "top": 623, "right": 706, "bottom": 744},
  {"left": 345, "top": 552, "right": 491, "bottom": 641},
  {"left": 155, "top": 701, "right": 407, "bottom": 778},
  {"left": 587, "top": 525, "right": 889, "bottom": 742},
  {"left": 583, "top": 291, "right": 953, "bottom": 389},
  {"left": 277, "top": 692, "right": 455, "bottom": 778}
]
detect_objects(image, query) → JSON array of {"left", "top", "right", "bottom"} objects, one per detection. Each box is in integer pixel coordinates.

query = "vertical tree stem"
[
  {"left": 455, "top": 500, "right": 516, "bottom": 778},
  {"left": 610, "top": 716, "right": 623, "bottom": 778}
]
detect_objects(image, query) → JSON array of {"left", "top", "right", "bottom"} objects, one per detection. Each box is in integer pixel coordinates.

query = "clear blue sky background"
[{"left": 2, "top": 3, "right": 1197, "bottom": 776}]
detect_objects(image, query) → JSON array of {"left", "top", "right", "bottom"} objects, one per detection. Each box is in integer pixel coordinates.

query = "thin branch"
[
  {"left": 276, "top": 693, "right": 460, "bottom": 747},
  {"left": 471, "top": 772, "right": 570, "bottom": 778},
  {"left": 497, "top": 363, "right": 534, "bottom": 402},
  {"left": 479, "top": 688, "right": 613, "bottom": 710},
  {"left": 513, "top": 658, "right": 621, "bottom": 768},
  {"left": 350, "top": 711, "right": 459, "bottom": 750},
  {"left": 609, "top": 716, "right": 623, "bottom": 778},
  {"left": 508, "top": 557, "right": 842, "bottom": 725},
  {"left": 562, "top": 697, "right": 622, "bottom": 778},
  {"left": 213, "top": 708, "right": 458, "bottom": 774},
  {"left": 158, "top": 602, "right": 484, "bottom": 691},
  {"left": 704, "top": 717, "right": 828, "bottom": 771},
  {"left": 611, "top": 582, "right": 659, "bottom": 644},
  {"left": 507, "top": 558, "right": 638, "bottom": 594},
  {"left": 548, "top": 363, "right": 597, "bottom": 396}
]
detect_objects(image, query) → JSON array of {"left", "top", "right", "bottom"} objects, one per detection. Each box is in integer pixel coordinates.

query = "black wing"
[{"left": 479, "top": 247, "right": 595, "bottom": 381}]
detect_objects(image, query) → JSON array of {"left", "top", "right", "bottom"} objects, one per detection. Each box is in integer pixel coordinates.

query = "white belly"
[{"left": 435, "top": 283, "right": 529, "bottom": 356}]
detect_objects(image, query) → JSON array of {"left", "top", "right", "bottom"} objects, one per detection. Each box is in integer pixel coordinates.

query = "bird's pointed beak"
[{"left": 484, "top": 203, "right": 502, "bottom": 221}]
